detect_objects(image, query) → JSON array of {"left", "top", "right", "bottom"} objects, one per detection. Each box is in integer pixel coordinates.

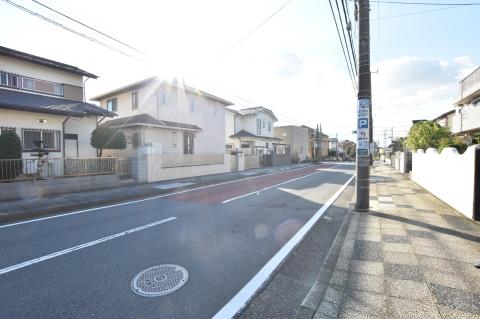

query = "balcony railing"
[
  {"left": 458, "top": 66, "right": 480, "bottom": 102},
  {"left": 0, "top": 157, "right": 118, "bottom": 182}
]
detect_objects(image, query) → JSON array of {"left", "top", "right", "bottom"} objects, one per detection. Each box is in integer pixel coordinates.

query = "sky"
[{"left": 1, "top": 0, "right": 479, "bottom": 145}]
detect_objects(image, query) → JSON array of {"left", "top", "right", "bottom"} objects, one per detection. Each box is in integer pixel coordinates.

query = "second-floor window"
[
  {"left": 190, "top": 99, "right": 195, "bottom": 111},
  {"left": 0, "top": 72, "right": 19, "bottom": 88},
  {"left": 263, "top": 121, "right": 265, "bottom": 128},
  {"left": 268, "top": 121, "right": 271, "bottom": 131},
  {"left": 132, "top": 91, "right": 139, "bottom": 110},
  {"left": 107, "top": 98, "right": 118, "bottom": 112},
  {"left": 256, "top": 119, "right": 262, "bottom": 135}
]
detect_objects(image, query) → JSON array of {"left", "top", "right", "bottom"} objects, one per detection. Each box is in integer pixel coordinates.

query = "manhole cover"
[{"left": 131, "top": 264, "right": 188, "bottom": 297}]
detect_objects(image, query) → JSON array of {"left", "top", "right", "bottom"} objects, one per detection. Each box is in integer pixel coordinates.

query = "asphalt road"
[{"left": 0, "top": 163, "right": 355, "bottom": 319}]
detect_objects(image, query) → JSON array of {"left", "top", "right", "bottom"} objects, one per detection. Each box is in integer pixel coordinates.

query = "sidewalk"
[
  {"left": 0, "top": 163, "right": 312, "bottom": 224},
  {"left": 311, "top": 165, "right": 480, "bottom": 318}
]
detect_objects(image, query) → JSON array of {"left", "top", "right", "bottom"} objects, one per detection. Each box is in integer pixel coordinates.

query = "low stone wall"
[
  {"left": 411, "top": 146, "right": 479, "bottom": 219},
  {"left": 262, "top": 154, "right": 291, "bottom": 167},
  {"left": 0, "top": 173, "right": 120, "bottom": 202},
  {"left": 146, "top": 154, "right": 231, "bottom": 182},
  {"left": 244, "top": 155, "right": 260, "bottom": 170}
]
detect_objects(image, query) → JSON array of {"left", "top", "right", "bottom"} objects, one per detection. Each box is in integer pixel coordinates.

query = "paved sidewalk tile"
[{"left": 312, "top": 166, "right": 480, "bottom": 319}]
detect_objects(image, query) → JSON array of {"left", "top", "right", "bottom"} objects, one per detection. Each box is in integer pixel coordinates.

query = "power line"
[
  {"left": 340, "top": 0, "right": 358, "bottom": 73},
  {"left": 328, "top": 0, "right": 357, "bottom": 93},
  {"left": 1, "top": 0, "right": 148, "bottom": 63},
  {"left": 30, "top": 0, "right": 146, "bottom": 55},
  {"left": 226, "top": 0, "right": 295, "bottom": 52},
  {"left": 379, "top": 3, "right": 478, "bottom": 19},
  {"left": 333, "top": 0, "right": 358, "bottom": 77},
  {"left": 367, "top": 0, "right": 480, "bottom": 5}
]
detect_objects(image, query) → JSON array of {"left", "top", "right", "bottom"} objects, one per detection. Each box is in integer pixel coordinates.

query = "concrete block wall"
[
  {"left": 412, "top": 145, "right": 478, "bottom": 219},
  {"left": 0, "top": 174, "right": 119, "bottom": 202}
]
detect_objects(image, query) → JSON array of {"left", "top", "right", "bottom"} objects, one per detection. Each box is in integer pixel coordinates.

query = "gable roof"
[
  {"left": 432, "top": 109, "right": 455, "bottom": 121},
  {"left": 238, "top": 107, "right": 278, "bottom": 122},
  {"left": 0, "top": 46, "right": 98, "bottom": 78},
  {"left": 0, "top": 88, "right": 114, "bottom": 117},
  {"left": 100, "top": 113, "right": 202, "bottom": 131},
  {"left": 91, "top": 76, "right": 233, "bottom": 106},
  {"left": 230, "top": 129, "right": 282, "bottom": 141}
]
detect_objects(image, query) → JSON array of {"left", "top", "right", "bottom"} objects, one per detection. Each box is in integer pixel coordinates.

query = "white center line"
[
  {"left": 0, "top": 166, "right": 314, "bottom": 229},
  {"left": 0, "top": 216, "right": 177, "bottom": 275},
  {"left": 221, "top": 171, "right": 324, "bottom": 203},
  {"left": 212, "top": 174, "right": 355, "bottom": 319}
]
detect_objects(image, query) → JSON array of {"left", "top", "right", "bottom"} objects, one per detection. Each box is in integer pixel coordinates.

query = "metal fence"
[
  {"left": 116, "top": 158, "right": 131, "bottom": 179},
  {"left": 160, "top": 154, "right": 224, "bottom": 168},
  {"left": 0, "top": 157, "right": 118, "bottom": 182}
]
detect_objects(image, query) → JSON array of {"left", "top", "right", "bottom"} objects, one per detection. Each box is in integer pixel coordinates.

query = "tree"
[
  {"left": 90, "top": 127, "right": 126, "bottom": 157},
  {"left": 405, "top": 121, "right": 467, "bottom": 153},
  {"left": 0, "top": 131, "right": 22, "bottom": 180},
  {"left": 345, "top": 143, "right": 356, "bottom": 159},
  {"left": 473, "top": 133, "right": 480, "bottom": 145},
  {"left": 389, "top": 137, "right": 406, "bottom": 152}
]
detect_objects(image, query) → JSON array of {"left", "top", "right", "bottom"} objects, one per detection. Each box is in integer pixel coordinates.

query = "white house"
[
  {"left": 0, "top": 46, "right": 114, "bottom": 159},
  {"left": 92, "top": 77, "right": 233, "bottom": 157},
  {"left": 225, "top": 106, "right": 283, "bottom": 155}
]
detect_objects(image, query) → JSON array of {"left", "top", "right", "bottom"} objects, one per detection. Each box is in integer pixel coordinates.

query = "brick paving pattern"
[{"left": 313, "top": 165, "right": 480, "bottom": 319}]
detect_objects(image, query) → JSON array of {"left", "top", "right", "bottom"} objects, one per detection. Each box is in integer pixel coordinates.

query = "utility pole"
[
  {"left": 355, "top": 0, "right": 371, "bottom": 211},
  {"left": 319, "top": 123, "right": 323, "bottom": 161},
  {"left": 336, "top": 133, "right": 339, "bottom": 161}
]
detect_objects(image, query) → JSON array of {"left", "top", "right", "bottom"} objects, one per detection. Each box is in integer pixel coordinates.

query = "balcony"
[
  {"left": 455, "top": 66, "right": 480, "bottom": 105},
  {"left": 452, "top": 106, "right": 480, "bottom": 134}
]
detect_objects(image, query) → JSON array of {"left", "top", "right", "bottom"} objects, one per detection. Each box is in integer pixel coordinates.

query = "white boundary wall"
[
  {"left": 411, "top": 146, "right": 478, "bottom": 219},
  {"left": 146, "top": 154, "right": 231, "bottom": 182}
]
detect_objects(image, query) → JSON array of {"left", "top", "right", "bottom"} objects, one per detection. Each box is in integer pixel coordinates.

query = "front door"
[
  {"left": 64, "top": 133, "right": 78, "bottom": 158},
  {"left": 183, "top": 132, "right": 194, "bottom": 154}
]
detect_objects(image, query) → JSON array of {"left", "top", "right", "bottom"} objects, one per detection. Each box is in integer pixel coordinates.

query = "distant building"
[
  {"left": 274, "top": 125, "right": 308, "bottom": 161},
  {"left": 225, "top": 106, "right": 283, "bottom": 155}
]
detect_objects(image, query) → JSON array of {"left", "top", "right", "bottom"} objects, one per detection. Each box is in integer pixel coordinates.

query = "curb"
[{"left": 296, "top": 202, "right": 355, "bottom": 319}]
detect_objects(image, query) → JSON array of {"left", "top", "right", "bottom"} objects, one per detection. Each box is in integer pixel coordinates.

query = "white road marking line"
[
  {"left": 212, "top": 174, "right": 356, "bottom": 319},
  {"left": 0, "top": 166, "right": 315, "bottom": 229},
  {"left": 221, "top": 171, "right": 324, "bottom": 203},
  {"left": 221, "top": 164, "right": 343, "bottom": 204},
  {"left": 0, "top": 217, "right": 177, "bottom": 275}
]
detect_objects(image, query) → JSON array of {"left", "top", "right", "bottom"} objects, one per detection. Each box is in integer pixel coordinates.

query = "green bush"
[
  {"left": 438, "top": 136, "right": 468, "bottom": 154},
  {"left": 0, "top": 131, "right": 23, "bottom": 180},
  {"left": 90, "top": 127, "right": 127, "bottom": 157},
  {"left": 406, "top": 121, "right": 467, "bottom": 154}
]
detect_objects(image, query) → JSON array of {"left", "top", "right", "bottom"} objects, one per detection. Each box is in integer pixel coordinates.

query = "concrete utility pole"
[
  {"left": 336, "top": 133, "right": 339, "bottom": 161},
  {"left": 319, "top": 123, "right": 323, "bottom": 161},
  {"left": 355, "top": 0, "right": 371, "bottom": 211}
]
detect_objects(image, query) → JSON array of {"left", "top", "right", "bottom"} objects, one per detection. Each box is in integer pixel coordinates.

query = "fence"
[
  {"left": 159, "top": 154, "right": 224, "bottom": 168},
  {"left": 116, "top": 158, "right": 131, "bottom": 179},
  {"left": 0, "top": 157, "right": 117, "bottom": 182},
  {"left": 244, "top": 154, "right": 260, "bottom": 170},
  {"left": 411, "top": 146, "right": 479, "bottom": 220}
]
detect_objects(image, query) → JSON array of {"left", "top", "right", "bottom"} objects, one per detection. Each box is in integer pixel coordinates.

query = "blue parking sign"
[{"left": 358, "top": 118, "right": 369, "bottom": 129}]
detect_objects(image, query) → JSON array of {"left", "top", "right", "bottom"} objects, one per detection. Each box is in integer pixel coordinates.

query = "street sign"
[{"left": 357, "top": 99, "right": 370, "bottom": 156}]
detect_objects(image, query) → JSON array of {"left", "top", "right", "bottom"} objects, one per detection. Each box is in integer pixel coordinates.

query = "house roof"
[
  {"left": 299, "top": 125, "right": 329, "bottom": 137},
  {"left": 91, "top": 77, "right": 234, "bottom": 106},
  {"left": 238, "top": 106, "right": 279, "bottom": 122},
  {"left": 0, "top": 46, "right": 98, "bottom": 78},
  {"left": 230, "top": 129, "right": 282, "bottom": 141},
  {"left": 432, "top": 109, "right": 455, "bottom": 121},
  {"left": 0, "top": 88, "right": 114, "bottom": 117},
  {"left": 100, "top": 113, "right": 202, "bottom": 131}
]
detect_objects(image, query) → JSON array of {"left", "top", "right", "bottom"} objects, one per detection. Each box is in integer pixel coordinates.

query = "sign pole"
[{"left": 355, "top": 0, "right": 371, "bottom": 210}]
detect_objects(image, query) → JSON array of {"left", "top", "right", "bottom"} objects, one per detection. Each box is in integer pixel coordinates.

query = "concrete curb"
[{"left": 296, "top": 202, "right": 355, "bottom": 319}]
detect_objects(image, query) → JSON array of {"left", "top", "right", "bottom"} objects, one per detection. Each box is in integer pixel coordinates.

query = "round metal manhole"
[{"left": 131, "top": 264, "right": 188, "bottom": 297}]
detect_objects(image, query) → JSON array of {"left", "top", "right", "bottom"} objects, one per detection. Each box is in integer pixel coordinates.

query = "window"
[
  {"left": 0, "top": 72, "right": 19, "bottom": 88},
  {"left": 132, "top": 91, "right": 139, "bottom": 110},
  {"left": 22, "top": 129, "right": 60, "bottom": 151},
  {"left": 161, "top": 92, "right": 166, "bottom": 104},
  {"left": 190, "top": 99, "right": 195, "bottom": 111},
  {"left": 263, "top": 121, "right": 265, "bottom": 128},
  {"left": 131, "top": 132, "right": 141, "bottom": 148},
  {"left": 256, "top": 119, "right": 262, "bottom": 135},
  {"left": 22, "top": 77, "right": 34, "bottom": 90},
  {"left": 183, "top": 132, "right": 194, "bottom": 154},
  {"left": 0, "top": 127, "right": 15, "bottom": 135},
  {"left": 107, "top": 98, "right": 118, "bottom": 112},
  {"left": 241, "top": 143, "right": 250, "bottom": 148},
  {"left": 172, "top": 132, "right": 177, "bottom": 147},
  {"left": 268, "top": 121, "right": 271, "bottom": 131}
]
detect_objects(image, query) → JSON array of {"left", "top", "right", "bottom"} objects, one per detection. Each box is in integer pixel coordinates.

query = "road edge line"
[{"left": 212, "top": 174, "right": 356, "bottom": 319}]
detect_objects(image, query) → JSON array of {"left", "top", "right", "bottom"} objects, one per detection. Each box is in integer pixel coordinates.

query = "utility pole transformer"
[{"left": 355, "top": 0, "right": 371, "bottom": 211}]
